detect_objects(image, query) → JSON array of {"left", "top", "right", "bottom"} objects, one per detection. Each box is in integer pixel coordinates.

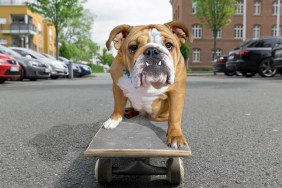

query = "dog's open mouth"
[
  {"left": 132, "top": 58, "right": 174, "bottom": 89},
  {"left": 141, "top": 61, "right": 169, "bottom": 89}
]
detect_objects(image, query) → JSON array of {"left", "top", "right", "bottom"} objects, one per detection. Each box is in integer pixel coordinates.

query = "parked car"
[
  {"left": 212, "top": 55, "right": 242, "bottom": 76},
  {"left": 57, "top": 56, "right": 81, "bottom": 77},
  {"left": 226, "top": 37, "right": 282, "bottom": 77},
  {"left": 77, "top": 64, "right": 92, "bottom": 77},
  {"left": 0, "top": 53, "right": 21, "bottom": 83},
  {"left": 41, "top": 54, "right": 82, "bottom": 78},
  {"left": 271, "top": 43, "right": 282, "bottom": 75},
  {"left": 0, "top": 45, "right": 50, "bottom": 81},
  {"left": 10, "top": 47, "right": 68, "bottom": 79}
]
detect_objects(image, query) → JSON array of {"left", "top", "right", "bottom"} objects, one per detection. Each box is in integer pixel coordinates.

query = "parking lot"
[{"left": 0, "top": 74, "right": 281, "bottom": 187}]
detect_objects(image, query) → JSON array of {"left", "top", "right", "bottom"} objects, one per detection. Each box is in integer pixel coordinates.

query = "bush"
[{"left": 88, "top": 64, "right": 104, "bottom": 73}]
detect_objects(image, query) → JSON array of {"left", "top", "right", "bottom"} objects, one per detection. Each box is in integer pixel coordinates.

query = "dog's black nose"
[{"left": 144, "top": 47, "right": 160, "bottom": 57}]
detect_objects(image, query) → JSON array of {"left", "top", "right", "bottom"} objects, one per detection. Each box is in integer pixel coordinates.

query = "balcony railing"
[
  {"left": 0, "top": 0, "right": 36, "bottom": 5},
  {"left": 1, "top": 23, "right": 36, "bottom": 35}
]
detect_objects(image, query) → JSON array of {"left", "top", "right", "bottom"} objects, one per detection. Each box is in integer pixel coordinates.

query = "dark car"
[
  {"left": 271, "top": 43, "right": 282, "bottom": 75},
  {"left": 212, "top": 55, "right": 241, "bottom": 76},
  {"left": 0, "top": 45, "right": 50, "bottom": 81},
  {"left": 77, "top": 64, "right": 92, "bottom": 77},
  {"left": 226, "top": 37, "right": 282, "bottom": 77}
]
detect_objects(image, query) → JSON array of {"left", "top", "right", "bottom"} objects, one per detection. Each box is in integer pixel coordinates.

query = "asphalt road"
[{"left": 0, "top": 74, "right": 281, "bottom": 188}]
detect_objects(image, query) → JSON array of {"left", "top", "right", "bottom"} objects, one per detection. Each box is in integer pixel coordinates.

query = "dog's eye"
[
  {"left": 165, "top": 42, "right": 174, "bottom": 51},
  {"left": 129, "top": 45, "right": 138, "bottom": 54}
]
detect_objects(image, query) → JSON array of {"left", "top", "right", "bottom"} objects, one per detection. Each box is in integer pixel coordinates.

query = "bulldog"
[{"left": 103, "top": 21, "right": 193, "bottom": 149}]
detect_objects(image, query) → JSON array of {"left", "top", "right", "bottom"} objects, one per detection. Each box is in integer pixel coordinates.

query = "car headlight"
[
  {"left": 0, "top": 59, "right": 4, "bottom": 64},
  {"left": 275, "top": 49, "right": 282, "bottom": 58},
  {"left": 28, "top": 61, "right": 39, "bottom": 67}
]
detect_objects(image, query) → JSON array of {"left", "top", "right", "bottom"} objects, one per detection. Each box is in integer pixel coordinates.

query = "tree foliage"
[
  {"left": 26, "top": 0, "right": 85, "bottom": 59},
  {"left": 61, "top": 9, "right": 93, "bottom": 43},
  {"left": 98, "top": 48, "right": 114, "bottom": 66},
  {"left": 193, "top": 0, "right": 236, "bottom": 58},
  {"left": 59, "top": 9, "right": 98, "bottom": 62},
  {"left": 180, "top": 43, "right": 190, "bottom": 61}
]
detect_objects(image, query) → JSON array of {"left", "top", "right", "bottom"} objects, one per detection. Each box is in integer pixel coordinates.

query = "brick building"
[{"left": 170, "top": 0, "right": 282, "bottom": 70}]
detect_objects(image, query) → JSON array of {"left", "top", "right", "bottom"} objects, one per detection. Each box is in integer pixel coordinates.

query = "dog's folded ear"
[
  {"left": 165, "top": 21, "right": 193, "bottom": 44},
  {"left": 106, "top": 24, "right": 132, "bottom": 50}
]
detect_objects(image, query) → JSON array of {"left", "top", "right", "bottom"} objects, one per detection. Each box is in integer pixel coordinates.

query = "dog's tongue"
[{"left": 141, "top": 67, "right": 167, "bottom": 89}]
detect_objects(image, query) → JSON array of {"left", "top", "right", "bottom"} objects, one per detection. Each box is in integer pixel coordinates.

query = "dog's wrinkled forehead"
[{"left": 149, "top": 28, "right": 162, "bottom": 44}]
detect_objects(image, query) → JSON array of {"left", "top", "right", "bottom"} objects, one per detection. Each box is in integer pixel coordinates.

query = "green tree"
[
  {"left": 180, "top": 43, "right": 190, "bottom": 67},
  {"left": 59, "top": 41, "right": 71, "bottom": 59},
  {"left": 59, "top": 9, "right": 98, "bottom": 62},
  {"left": 26, "top": 0, "right": 84, "bottom": 59},
  {"left": 61, "top": 9, "right": 94, "bottom": 43},
  {"left": 98, "top": 48, "right": 114, "bottom": 66},
  {"left": 193, "top": 0, "right": 236, "bottom": 59}
]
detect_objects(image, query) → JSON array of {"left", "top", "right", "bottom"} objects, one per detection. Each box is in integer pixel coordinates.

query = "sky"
[{"left": 83, "top": 0, "right": 172, "bottom": 45}]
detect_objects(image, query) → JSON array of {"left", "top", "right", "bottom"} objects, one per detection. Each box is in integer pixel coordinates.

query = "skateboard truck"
[
  {"left": 112, "top": 158, "right": 166, "bottom": 175},
  {"left": 95, "top": 157, "right": 185, "bottom": 184}
]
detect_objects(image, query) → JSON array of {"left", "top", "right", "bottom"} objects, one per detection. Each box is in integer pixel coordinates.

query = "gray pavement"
[{"left": 0, "top": 75, "right": 282, "bottom": 187}]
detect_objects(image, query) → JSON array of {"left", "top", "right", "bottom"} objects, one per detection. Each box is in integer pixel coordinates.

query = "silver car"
[{"left": 10, "top": 47, "right": 68, "bottom": 79}]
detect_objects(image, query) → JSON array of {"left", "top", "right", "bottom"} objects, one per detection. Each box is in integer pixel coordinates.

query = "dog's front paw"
[
  {"left": 167, "top": 128, "right": 187, "bottom": 149},
  {"left": 103, "top": 117, "right": 122, "bottom": 129}
]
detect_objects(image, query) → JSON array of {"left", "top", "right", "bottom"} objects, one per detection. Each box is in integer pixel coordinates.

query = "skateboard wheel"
[
  {"left": 166, "top": 158, "right": 184, "bottom": 184},
  {"left": 95, "top": 158, "right": 112, "bottom": 184}
]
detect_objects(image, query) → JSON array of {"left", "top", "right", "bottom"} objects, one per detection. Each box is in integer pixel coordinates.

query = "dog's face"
[{"left": 106, "top": 21, "right": 192, "bottom": 89}]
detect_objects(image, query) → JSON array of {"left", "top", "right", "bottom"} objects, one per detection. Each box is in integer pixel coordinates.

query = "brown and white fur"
[{"left": 103, "top": 21, "right": 193, "bottom": 149}]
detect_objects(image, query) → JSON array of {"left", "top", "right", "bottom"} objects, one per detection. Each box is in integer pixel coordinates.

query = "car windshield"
[
  {"left": 241, "top": 40, "right": 253, "bottom": 47},
  {"left": 0, "top": 45, "right": 22, "bottom": 58},
  {"left": 12, "top": 48, "right": 46, "bottom": 59}
]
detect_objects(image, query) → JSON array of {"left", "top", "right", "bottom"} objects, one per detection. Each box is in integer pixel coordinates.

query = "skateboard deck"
[
  {"left": 84, "top": 115, "right": 191, "bottom": 184},
  {"left": 84, "top": 115, "right": 191, "bottom": 158}
]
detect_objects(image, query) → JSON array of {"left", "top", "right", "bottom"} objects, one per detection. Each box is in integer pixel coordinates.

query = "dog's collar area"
[{"left": 124, "top": 68, "right": 130, "bottom": 78}]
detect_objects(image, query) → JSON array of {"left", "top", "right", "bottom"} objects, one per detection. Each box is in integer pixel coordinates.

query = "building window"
[
  {"left": 192, "top": 48, "right": 201, "bottom": 63},
  {"left": 192, "top": 24, "right": 202, "bottom": 39},
  {"left": 235, "top": 0, "right": 244, "bottom": 15},
  {"left": 272, "top": 25, "right": 281, "bottom": 36},
  {"left": 253, "top": 0, "right": 261, "bottom": 15},
  {"left": 234, "top": 25, "right": 243, "bottom": 39},
  {"left": 212, "top": 28, "right": 222, "bottom": 39},
  {"left": 49, "top": 28, "right": 53, "bottom": 41},
  {"left": 192, "top": 2, "right": 197, "bottom": 14},
  {"left": 273, "top": 0, "right": 282, "bottom": 15},
  {"left": 37, "top": 23, "right": 42, "bottom": 35},
  {"left": 212, "top": 49, "right": 222, "bottom": 59},
  {"left": 253, "top": 25, "right": 261, "bottom": 38},
  {"left": 0, "top": 38, "right": 7, "bottom": 45}
]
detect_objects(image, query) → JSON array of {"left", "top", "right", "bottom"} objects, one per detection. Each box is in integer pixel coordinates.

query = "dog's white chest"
[{"left": 118, "top": 75, "right": 168, "bottom": 114}]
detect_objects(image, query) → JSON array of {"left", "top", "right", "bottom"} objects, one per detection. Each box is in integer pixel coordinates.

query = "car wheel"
[
  {"left": 242, "top": 72, "right": 257, "bottom": 77},
  {"left": 19, "top": 67, "right": 25, "bottom": 81},
  {"left": 258, "top": 58, "right": 277, "bottom": 77},
  {"left": 0, "top": 79, "right": 6, "bottom": 84},
  {"left": 224, "top": 71, "right": 235, "bottom": 76}
]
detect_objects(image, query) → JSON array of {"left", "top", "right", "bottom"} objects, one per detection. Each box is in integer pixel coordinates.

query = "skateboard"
[{"left": 84, "top": 115, "right": 192, "bottom": 184}]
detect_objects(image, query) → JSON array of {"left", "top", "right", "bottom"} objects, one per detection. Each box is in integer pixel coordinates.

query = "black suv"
[{"left": 226, "top": 37, "right": 282, "bottom": 77}]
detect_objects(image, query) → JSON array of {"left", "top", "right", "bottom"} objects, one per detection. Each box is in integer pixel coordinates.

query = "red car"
[{"left": 0, "top": 53, "right": 21, "bottom": 83}]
